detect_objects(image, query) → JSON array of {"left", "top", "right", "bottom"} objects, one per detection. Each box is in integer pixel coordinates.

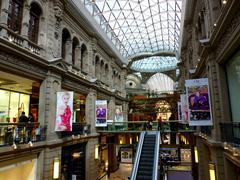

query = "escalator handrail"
[
  {"left": 130, "top": 131, "right": 146, "bottom": 180},
  {"left": 152, "top": 131, "right": 161, "bottom": 180}
]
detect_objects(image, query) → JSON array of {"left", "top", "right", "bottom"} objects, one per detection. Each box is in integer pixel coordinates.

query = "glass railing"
[
  {"left": 0, "top": 122, "right": 47, "bottom": 146},
  {"left": 61, "top": 123, "right": 91, "bottom": 138},
  {"left": 97, "top": 121, "right": 195, "bottom": 133},
  {"left": 220, "top": 122, "right": 240, "bottom": 146}
]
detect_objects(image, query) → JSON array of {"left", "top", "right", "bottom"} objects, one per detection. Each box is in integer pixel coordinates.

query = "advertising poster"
[
  {"left": 95, "top": 100, "right": 108, "bottom": 127},
  {"left": 115, "top": 105, "right": 124, "bottom": 126},
  {"left": 55, "top": 91, "right": 73, "bottom": 131},
  {"left": 180, "top": 94, "right": 188, "bottom": 123},
  {"left": 120, "top": 147, "right": 133, "bottom": 163},
  {"left": 185, "top": 78, "right": 213, "bottom": 126}
]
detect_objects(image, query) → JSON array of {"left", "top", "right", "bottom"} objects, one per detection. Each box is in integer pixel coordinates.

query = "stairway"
[{"left": 136, "top": 134, "right": 156, "bottom": 180}]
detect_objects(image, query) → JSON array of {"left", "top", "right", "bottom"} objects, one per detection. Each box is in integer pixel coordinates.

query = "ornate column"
[
  {"left": 86, "top": 88, "right": 97, "bottom": 134},
  {"left": 75, "top": 45, "right": 81, "bottom": 69},
  {"left": 108, "top": 97, "right": 115, "bottom": 121},
  {"left": 0, "top": 0, "right": 10, "bottom": 37},
  {"left": 65, "top": 39, "right": 72, "bottom": 64},
  {"left": 122, "top": 101, "right": 129, "bottom": 122},
  {"left": 21, "top": 2, "right": 30, "bottom": 38}
]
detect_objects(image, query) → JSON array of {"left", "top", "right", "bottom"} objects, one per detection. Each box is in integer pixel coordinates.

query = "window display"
[{"left": 0, "top": 89, "right": 30, "bottom": 122}]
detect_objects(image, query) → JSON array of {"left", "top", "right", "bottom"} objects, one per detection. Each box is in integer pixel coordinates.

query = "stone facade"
[
  {"left": 180, "top": 0, "right": 240, "bottom": 179},
  {"left": 0, "top": 0, "right": 128, "bottom": 179}
]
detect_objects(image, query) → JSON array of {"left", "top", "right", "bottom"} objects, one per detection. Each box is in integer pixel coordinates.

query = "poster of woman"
[
  {"left": 55, "top": 91, "right": 73, "bottom": 131},
  {"left": 95, "top": 100, "right": 107, "bottom": 127},
  {"left": 185, "top": 78, "right": 213, "bottom": 126},
  {"left": 115, "top": 105, "right": 124, "bottom": 125}
]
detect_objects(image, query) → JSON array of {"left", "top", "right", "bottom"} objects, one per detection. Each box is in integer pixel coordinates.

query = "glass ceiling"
[
  {"left": 81, "top": 0, "right": 182, "bottom": 72},
  {"left": 146, "top": 73, "right": 174, "bottom": 92},
  {"left": 131, "top": 56, "right": 178, "bottom": 72}
]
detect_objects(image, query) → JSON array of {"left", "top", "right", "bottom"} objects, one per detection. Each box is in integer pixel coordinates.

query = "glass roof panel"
[
  {"left": 130, "top": 56, "right": 178, "bottom": 73},
  {"left": 82, "top": 0, "right": 182, "bottom": 58},
  {"left": 146, "top": 73, "right": 174, "bottom": 92},
  {"left": 80, "top": 0, "right": 182, "bottom": 72}
]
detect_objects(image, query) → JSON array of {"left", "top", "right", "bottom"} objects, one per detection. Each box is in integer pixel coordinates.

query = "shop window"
[
  {"left": 73, "top": 94, "right": 86, "bottom": 123},
  {"left": 28, "top": 3, "right": 42, "bottom": 43},
  {"left": 226, "top": 52, "right": 240, "bottom": 122},
  {"left": 7, "top": 0, "right": 23, "bottom": 33},
  {"left": 0, "top": 89, "right": 30, "bottom": 123}
]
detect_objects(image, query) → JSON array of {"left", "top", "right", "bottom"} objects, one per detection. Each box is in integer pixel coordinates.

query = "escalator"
[{"left": 131, "top": 131, "right": 161, "bottom": 180}]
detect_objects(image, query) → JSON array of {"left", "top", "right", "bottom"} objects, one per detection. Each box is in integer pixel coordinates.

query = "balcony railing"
[
  {"left": 220, "top": 122, "right": 240, "bottom": 146},
  {"left": 0, "top": 123, "right": 47, "bottom": 146},
  {"left": 0, "top": 25, "right": 42, "bottom": 55},
  {"left": 61, "top": 123, "right": 91, "bottom": 138},
  {"left": 97, "top": 121, "right": 195, "bottom": 133}
]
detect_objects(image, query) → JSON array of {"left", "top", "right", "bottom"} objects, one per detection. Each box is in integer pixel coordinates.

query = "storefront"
[
  {"left": 0, "top": 157, "right": 37, "bottom": 180},
  {"left": 0, "top": 71, "right": 40, "bottom": 123},
  {"left": 61, "top": 143, "right": 86, "bottom": 180}
]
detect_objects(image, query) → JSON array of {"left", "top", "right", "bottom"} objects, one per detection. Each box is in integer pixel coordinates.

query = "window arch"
[
  {"left": 72, "top": 37, "right": 79, "bottom": 66},
  {"left": 28, "top": 2, "right": 42, "bottom": 43},
  {"left": 7, "top": 0, "right": 23, "bottom": 33},
  {"left": 62, "top": 28, "right": 71, "bottom": 60}
]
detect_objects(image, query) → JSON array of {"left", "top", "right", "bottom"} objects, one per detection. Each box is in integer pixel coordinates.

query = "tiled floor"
[{"left": 106, "top": 163, "right": 132, "bottom": 180}]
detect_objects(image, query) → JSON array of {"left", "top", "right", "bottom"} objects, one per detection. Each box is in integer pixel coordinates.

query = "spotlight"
[
  {"left": 12, "top": 143, "right": 17, "bottom": 150},
  {"left": 28, "top": 141, "right": 33, "bottom": 147}
]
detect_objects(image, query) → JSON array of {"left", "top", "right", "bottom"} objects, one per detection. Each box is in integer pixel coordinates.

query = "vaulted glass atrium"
[{"left": 78, "top": 0, "right": 183, "bottom": 90}]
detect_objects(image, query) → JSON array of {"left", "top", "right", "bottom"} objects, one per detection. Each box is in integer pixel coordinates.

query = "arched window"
[
  {"left": 7, "top": 0, "right": 23, "bottom": 33},
  {"left": 28, "top": 3, "right": 42, "bottom": 43},
  {"left": 72, "top": 37, "right": 79, "bottom": 65},
  {"left": 62, "top": 29, "right": 71, "bottom": 59}
]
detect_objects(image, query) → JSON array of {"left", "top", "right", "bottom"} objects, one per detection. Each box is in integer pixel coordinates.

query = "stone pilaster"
[
  {"left": 85, "top": 138, "right": 99, "bottom": 180},
  {"left": 65, "top": 39, "right": 72, "bottom": 64},
  {"left": 86, "top": 88, "right": 97, "bottom": 133},
  {"left": 123, "top": 101, "right": 128, "bottom": 122},
  {"left": 38, "top": 71, "right": 62, "bottom": 140},
  {"left": 197, "top": 138, "right": 210, "bottom": 180},
  {"left": 21, "top": 3, "right": 30, "bottom": 38},
  {"left": 108, "top": 97, "right": 115, "bottom": 121},
  {"left": 42, "top": 147, "right": 62, "bottom": 180},
  {"left": 211, "top": 146, "right": 225, "bottom": 180}
]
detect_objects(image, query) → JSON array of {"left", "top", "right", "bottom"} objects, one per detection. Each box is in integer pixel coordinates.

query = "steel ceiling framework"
[{"left": 81, "top": 0, "right": 182, "bottom": 72}]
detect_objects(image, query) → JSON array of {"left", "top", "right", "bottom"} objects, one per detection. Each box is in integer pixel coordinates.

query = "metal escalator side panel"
[
  {"left": 130, "top": 131, "right": 146, "bottom": 180},
  {"left": 152, "top": 131, "right": 161, "bottom": 180}
]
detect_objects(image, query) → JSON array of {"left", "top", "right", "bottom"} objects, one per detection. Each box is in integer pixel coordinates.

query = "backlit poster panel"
[
  {"left": 180, "top": 94, "right": 188, "bottom": 123},
  {"left": 55, "top": 91, "right": 73, "bottom": 131},
  {"left": 115, "top": 105, "right": 124, "bottom": 126},
  {"left": 120, "top": 147, "right": 133, "bottom": 163},
  {"left": 95, "top": 100, "right": 107, "bottom": 127},
  {"left": 185, "top": 78, "right": 213, "bottom": 126}
]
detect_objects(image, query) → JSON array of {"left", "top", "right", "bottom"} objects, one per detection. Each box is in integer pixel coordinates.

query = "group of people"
[{"left": 19, "top": 112, "right": 34, "bottom": 123}]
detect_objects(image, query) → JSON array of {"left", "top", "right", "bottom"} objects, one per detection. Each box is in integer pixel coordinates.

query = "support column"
[
  {"left": 0, "top": 0, "right": 10, "bottom": 37},
  {"left": 108, "top": 97, "right": 115, "bottom": 121},
  {"left": 38, "top": 71, "right": 62, "bottom": 140},
  {"left": 75, "top": 46, "right": 81, "bottom": 69},
  {"left": 123, "top": 101, "right": 129, "bottom": 122},
  {"left": 86, "top": 88, "right": 97, "bottom": 134},
  {"left": 21, "top": 3, "right": 30, "bottom": 38},
  {"left": 65, "top": 39, "right": 72, "bottom": 64},
  {"left": 85, "top": 138, "right": 99, "bottom": 180}
]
